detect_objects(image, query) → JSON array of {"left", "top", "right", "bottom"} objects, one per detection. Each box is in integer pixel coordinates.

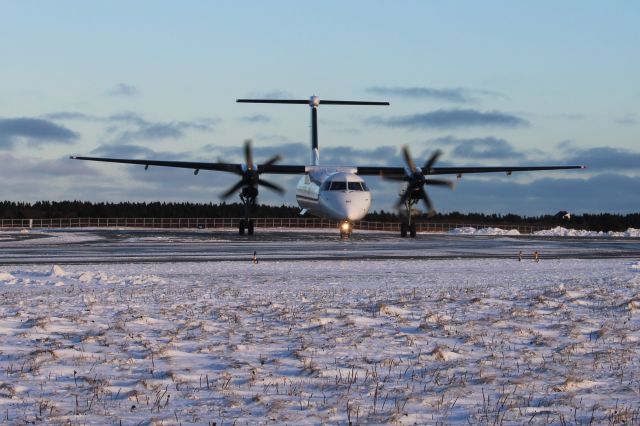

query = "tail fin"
[{"left": 237, "top": 96, "right": 389, "bottom": 165}]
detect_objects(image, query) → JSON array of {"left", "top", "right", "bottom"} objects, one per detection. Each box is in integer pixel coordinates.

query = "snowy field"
[{"left": 2, "top": 259, "right": 640, "bottom": 424}]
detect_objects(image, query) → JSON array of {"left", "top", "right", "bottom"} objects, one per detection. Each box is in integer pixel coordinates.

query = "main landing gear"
[
  {"left": 398, "top": 191, "right": 421, "bottom": 238},
  {"left": 238, "top": 186, "right": 257, "bottom": 236},
  {"left": 391, "top": 147, "right": 453, "bottom": 238},
  {"left": 400, "top": 222, "right": 417, "bottom": 238},
  {"left": 219, "top": 140, "right": 284, "bottom": 237},
  {"left": 238, "top": 219, "right": 255, "bottom": 235}
]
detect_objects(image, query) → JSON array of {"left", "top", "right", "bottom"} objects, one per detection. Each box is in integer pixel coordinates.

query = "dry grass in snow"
[{"left": 1, "top": 259, "right": 640, "bottom": 424}]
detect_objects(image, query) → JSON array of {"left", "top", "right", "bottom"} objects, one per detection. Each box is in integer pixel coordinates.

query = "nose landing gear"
[{"left": 339, "top": 221, "right": 352, "bottom": 239}]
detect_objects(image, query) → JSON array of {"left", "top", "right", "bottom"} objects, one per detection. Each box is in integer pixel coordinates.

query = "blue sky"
[{"left": 1, "top": 1, "right": 638, "bottom": 215}]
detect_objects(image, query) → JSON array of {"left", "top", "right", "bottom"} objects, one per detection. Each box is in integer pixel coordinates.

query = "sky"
[{"left": 1, "top": 1, "right": 638, "bottom": 215}]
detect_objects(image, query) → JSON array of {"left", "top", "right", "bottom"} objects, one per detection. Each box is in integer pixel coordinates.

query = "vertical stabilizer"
[
  {"left": 310, "top": 96, "right": 320, "bottom": 165},
  {"left": 236, "top": 96, "right": 389, "bottom": 166}
]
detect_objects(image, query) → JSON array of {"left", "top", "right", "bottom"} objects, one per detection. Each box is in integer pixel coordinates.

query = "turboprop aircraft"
[{"left": 71, "top": 96, "right": 585, "bottom": 237}]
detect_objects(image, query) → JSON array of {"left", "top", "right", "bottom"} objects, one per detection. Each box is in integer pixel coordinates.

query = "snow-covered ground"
[
  {"left": 0, "top": 230, "right": 105, "bottom": 245},
  {"left": 3, "top": 225, "right": 640, "bottom": 243},
  {"left": 448, "top": 226, "right": 640, "bottom": 238},
  {"left": 2, "top": 259, "right": 640, "bottom": 424}
]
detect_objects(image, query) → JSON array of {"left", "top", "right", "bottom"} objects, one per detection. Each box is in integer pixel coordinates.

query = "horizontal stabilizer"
[
  {"left": 237, "top": 99, "right": 389, "bottom": 106},
  {"left": 237, "top": 99, "right": 309, "bottom": 104}
]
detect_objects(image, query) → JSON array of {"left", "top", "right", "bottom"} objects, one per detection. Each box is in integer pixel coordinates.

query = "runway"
[{"left": 1, "top": 228, "right": 639, "bottom": 265}]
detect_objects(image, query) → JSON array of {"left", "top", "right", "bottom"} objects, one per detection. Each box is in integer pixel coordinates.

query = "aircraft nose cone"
[
  {"left": 340, "top": 198, "right": 369, "bottom": 221},
  {"left": 346, "top": 205, "right": 362, "bottom": 221}
]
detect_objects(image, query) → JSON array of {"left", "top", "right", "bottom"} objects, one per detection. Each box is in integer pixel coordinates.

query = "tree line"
[{"left": 0, "top": 201, "right": 638, "bottom": 231}]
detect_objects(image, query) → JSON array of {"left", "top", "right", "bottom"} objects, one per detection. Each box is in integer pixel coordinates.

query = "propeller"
[
  {"left": 220, "top": 139, "right": 284, "bottom": 202},
  {"left": 394, "top": 146, "right": 455, "bottom": 216}
]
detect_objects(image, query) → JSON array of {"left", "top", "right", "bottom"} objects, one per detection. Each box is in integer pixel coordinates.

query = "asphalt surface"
[{"left": 1, "top": 228, "right": 640, "bottom": 265}]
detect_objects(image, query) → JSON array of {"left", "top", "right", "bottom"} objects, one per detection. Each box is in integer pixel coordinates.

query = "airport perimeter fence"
[{"left": 0, "top": 217, "right": 550, "bottom": 234}]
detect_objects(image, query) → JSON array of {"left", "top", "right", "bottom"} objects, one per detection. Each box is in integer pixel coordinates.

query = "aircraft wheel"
[
  {"left": 400, "top": 223, "right": 408, "bottom": 238},
  {"left": 248, "top": 220, "right": 255, "bottom": 235},
  {"left": 239, "top": 219, "right": 246, "bottom": 235},
  {"left": 339, "top": 221, "right": 352, "bottom": 239},
  {"left": 409, "top": 223, "right": 417, "bottom": 238}
]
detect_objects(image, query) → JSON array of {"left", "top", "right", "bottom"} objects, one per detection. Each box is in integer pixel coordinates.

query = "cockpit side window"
[
  {"left": 361, "top": 181, "right": 369, "bottom": 191},
  {"left": 329, "top": 181, "right": 347, "bottom": 190},
  {"left": 321, "top": 180, "right": 331, "bottom": 191}
]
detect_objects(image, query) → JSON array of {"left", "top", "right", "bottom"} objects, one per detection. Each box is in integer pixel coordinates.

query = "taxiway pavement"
[{"left": 1, "top": 229, "right": 639, "bottom": 265}]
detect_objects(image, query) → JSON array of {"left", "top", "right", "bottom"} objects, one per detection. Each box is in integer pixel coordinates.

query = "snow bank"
[
  {"left": 449, "top": 226, "right": 520, "bottom": 235},
  {"left": 534, "top": 226, "right": 640, "bottom": 237},
  {"left": 448, "top": 226, "right": 640, "bottom": 237},
  {"left": 0, "top": 271, "right": 16, "bottom": 283},
  {"left": 49, "top": 265, "right": 68, "bottom": 277}
]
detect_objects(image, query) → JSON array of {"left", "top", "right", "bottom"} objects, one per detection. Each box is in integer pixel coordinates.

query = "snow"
[
  {"left": 448, "top": 226, "right": 521, "bottom": 236},
  {"left": 2, "top": 259, "right": 640, "bottom": 424},
  {"left": 534, "top": 226, "right": 640, "bottom": 237},
  {"left": 0, "top": 272, "right": 16, "bottom": 283},
  {"left": 448, "top": 226, "right": 640, "bottom": 238},
  {"left": 0, "top": 230, "right": 104, "bottom": 245}
]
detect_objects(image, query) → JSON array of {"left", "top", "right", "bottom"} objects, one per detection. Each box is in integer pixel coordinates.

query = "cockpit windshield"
[
  {"left": 329, "top": 181, "right": 347, "bottom": 190},
  {"left": 322, "top": 180, "right": 369, "bottom": 191}
]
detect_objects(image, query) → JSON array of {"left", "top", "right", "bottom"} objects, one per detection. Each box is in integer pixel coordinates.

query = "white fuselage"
[{"left": 296, "top": 167, "right": 372, "bottom": 222}]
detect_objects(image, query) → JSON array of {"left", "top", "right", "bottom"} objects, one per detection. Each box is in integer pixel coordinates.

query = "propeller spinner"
[
  {"left": 394, "top": 146, "right": 455, "bottom": 216},
  {"left": 220, "top": 140, "right": 284, "bottom": 203}
]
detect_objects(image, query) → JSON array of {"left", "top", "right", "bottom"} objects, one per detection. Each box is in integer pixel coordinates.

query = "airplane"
[{"left": 71, "top": 96, "right": 585, "bottom": 238}]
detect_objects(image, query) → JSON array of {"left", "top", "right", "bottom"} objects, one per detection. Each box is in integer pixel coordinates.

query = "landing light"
[{"left": 341, "top": 221, "right": 351, "bottom": 232}]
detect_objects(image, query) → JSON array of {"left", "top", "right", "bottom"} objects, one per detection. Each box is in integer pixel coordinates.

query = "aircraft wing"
[
  {"left": 72, "top": 156, "right": 584, "bottom": 176},
  {"left": 70, "top": 156, "right": 306, "bottom": 174},
  {"left": 356, "top": 165, "right": 585, "bottom": 177}
]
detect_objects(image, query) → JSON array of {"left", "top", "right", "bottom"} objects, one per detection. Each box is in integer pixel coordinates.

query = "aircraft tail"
[{"left": 237, "top": 97, "right": 389, "bottom": 166}]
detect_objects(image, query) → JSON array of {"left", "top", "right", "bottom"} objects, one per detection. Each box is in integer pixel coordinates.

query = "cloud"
[
  {"left": 107, "top": 111, "right": 147, "bottom": 126},
  {"left": 253, "top": 143, "right": 307, "bottom": 164},
  {"left": 0, "top": 154, "right": 107, "bottom": 200},
  {"left": 440, "top": 173, "right": 639, "bottom": 215},
  {"left": 43, "top": 112, "right": 99, "bottom": 121},
  {"left": 546, "top": 113, "right": 583, "bottom": 121},
  {"left": 560, "top": 146, "right": 640, "bottom": 171},
  {"left": 107, "top": 83, "right": 140, "bottom": 97},
  {"left": 90, "top": 144, "right": 172, "bottom": 158},
  {"left": 245, "top": 90, "right": 294, "bottom": 100},
  {"left": 367, "top": 109, "right": 529, "bottom": 130},
  {"left": 45, "top": 110, "right": 216, "bottom": 144},
  {"left": 430, "top": 136, "right": 526, "bottom": 160},
  {"left": 0, "top": 118, "right": 79, "bottom": 149},
  {"left": 201, "top": 142, "right": 401, "bottom": 167},
  {"left": 321, "top": 145, "right": 400, "bottom": 166},
  {"left": 555, "top": 140, "right": 576, "bottom": 151},
  {"left": 366, "top": 86, "right": 503, "bottom": 103},
  {"left": 201, "top": 142, "right": 309, "bottom": 165},
  {"left": 116, "top": 123, "right": 185, "bottom": 142},
  {"left": 113, "top": 116, "right": 217, "bottom": 143},
  {"left": 33, "top": 157, "right": 101, "bottom": 177},
  {"left": 240, "top": 114, "right": 271, "bottom": 123},
  {"left": 615, "top": 114, "right": 637, "bottom": 126}
]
